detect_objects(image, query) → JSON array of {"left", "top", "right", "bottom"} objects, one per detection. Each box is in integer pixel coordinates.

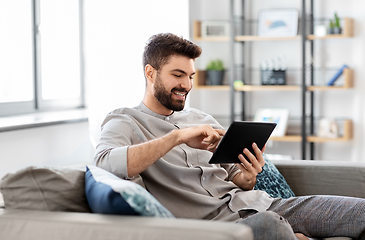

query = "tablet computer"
[{"left": 209, "top": 121, "right": 277, "bottom": 164}]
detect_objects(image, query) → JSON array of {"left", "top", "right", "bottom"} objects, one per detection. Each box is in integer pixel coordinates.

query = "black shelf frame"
[{"left": 229, "top": 0, "right": 316, "bottom": 160}]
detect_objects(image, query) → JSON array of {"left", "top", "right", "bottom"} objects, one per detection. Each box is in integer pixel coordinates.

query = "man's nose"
[{"left": 180, "top": 76, "right": 192, "bottom": 90}]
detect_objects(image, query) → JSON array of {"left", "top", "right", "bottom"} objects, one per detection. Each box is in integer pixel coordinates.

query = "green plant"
[
  {"left": 334, "top": 12, "right": 341, "bottom": 28},
  {"left": 329, "top": 20, "right": 335, "bottom": 29},
  {"left": 206, "top": 59, "right": 224, "bottom": 71}
]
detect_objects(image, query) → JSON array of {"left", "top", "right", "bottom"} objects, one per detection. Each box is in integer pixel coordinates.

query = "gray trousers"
[{"left": 238, "top": 195, "right": 365, "bottom": 240}]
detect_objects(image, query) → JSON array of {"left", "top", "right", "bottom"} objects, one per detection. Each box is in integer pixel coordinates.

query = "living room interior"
[
  {"left": 1, "top": 1, "right": 365, "bottom": 239},
  {"left": 1, "top": 0, "right": 364, "bottom": 179}
]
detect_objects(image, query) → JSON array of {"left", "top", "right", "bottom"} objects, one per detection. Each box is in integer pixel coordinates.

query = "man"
[{"left": 94, "top": 33, "right": 365, "bottom": 240}]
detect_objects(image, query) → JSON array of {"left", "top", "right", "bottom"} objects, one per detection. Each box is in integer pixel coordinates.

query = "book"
[{"left": 326, "top": 64, "right": 348, "bottom": 86}]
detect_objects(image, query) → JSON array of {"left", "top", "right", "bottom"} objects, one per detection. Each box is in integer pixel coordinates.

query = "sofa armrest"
[
  {"left": 0, "top": 192, "right": 3, "bottom": 209},
  {"left": 273, "top": 160, "right": 365, "bottom": 198},
  {"left": 0, "top": 209, "right": 253, "bottom": 240}
]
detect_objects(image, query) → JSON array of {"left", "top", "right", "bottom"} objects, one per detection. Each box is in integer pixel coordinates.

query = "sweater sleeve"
[
  {"left": 220, "top": 163, "right": 241, "bottom": 182},
  {"left": 93, "top": 114, "right": 137, "bottom": 179}
]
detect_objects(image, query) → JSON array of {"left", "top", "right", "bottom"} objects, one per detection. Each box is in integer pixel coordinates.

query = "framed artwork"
[
  {"left": 254, "top": 108, "right": 289, "bottom": 137},
  {"left": 318, "top": 118, "right": 338, "bottom": 138},
  {"left": 258, "top": 9, "right": 299, "bottom": 37},
  {"left": 201, "top": 21, "right": 230, "bottom": 37}
]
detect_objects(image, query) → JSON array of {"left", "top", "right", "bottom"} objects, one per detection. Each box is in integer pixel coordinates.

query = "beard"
[{"left": 153, "top": 74, "right": 187, "bottom": 112}]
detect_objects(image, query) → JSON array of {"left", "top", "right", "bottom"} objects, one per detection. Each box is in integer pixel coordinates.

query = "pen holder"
[{"left": 261, "top": 70, "right": 286, "bottom": 85}]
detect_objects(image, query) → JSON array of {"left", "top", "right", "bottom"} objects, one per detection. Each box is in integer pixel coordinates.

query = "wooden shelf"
[
  {"left": 235, "top": 35, "right": 300, "bottom": 42},
  {"left": 235, "top": 85, "right": 299, "bottom": 91},
  {"left": 193, "top": 21, "right": 229, "bottom": 42},
  {"left": 307, "top": 68, "right": 353, "bottom": 90},
  {"left": 269, "top": 120, "right": 353, "bottom": 143},
  {"left": 195, "top": 18, "right": 353, "bottom": 42},
  {"left": 193, "top": 70, "right": 229, "bottom": 90},
  {"left": 233, "top": 68, "right": 352, "bottom": 92},
  {"left": 307, "top": 18, "right": 354, "bottom": 40},
  {"left": 193, "top": 85, "right": 230, "bottom": 90},
  {"left": 270, "top": 135, "right": 301, "bottom": 142}
]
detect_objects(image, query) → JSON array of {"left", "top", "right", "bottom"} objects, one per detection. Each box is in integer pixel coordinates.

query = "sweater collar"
[{"left": 138, "top": 102, "right": 175, "bottom": 120}]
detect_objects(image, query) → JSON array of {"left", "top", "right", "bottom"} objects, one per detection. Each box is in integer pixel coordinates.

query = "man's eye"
[{"left": 173, "top": 74, "right": 182, "bottom": 78}]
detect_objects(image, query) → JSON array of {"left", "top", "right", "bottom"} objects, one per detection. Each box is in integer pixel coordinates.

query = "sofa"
[{"left": 1, "top": 159, "right": 365, "bottom": 240}]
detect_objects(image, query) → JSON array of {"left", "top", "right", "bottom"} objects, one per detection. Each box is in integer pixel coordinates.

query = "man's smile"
[{"left": 172, "top": 90, "right": 187, "bottom": 100}]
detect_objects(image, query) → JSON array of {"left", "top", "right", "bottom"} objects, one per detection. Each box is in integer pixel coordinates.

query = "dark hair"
[{"left": 143, "top": 33, "right": 202, "bottom": 73}]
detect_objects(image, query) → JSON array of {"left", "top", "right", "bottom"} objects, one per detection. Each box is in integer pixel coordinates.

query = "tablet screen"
[{"left": 209, "top": 121, "right": 276, "bottom": 164}]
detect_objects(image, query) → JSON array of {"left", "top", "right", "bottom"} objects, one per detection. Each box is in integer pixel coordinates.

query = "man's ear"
[{"left": 145, "top": 64, "right": 156, "bottom": 84}]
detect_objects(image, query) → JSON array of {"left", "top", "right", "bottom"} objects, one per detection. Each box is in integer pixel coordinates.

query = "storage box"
[{"left": 261, "top": 70, "right": 286, "bottom": 85}]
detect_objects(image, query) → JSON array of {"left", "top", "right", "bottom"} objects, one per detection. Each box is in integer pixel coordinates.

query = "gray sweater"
[{"left": 94, "top": 102, "right": 273, "bottom": 221}]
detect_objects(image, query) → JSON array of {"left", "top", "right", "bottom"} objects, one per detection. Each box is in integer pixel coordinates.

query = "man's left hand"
[{"left": 232, "top": 143, "right": 266, "bottom": 191}]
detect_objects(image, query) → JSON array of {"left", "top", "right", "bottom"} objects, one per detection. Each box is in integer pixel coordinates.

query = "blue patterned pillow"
[
  {"left": 85, "top": 165, "right": 174, "bottom": 218},
  {"left": 254, "top": 155, "right": 295, "bottom": 199}
]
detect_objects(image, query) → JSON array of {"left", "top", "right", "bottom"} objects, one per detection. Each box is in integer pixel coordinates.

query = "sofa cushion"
[
  {"left": 85, "top": 165, "right": 174, "bottom": 218},
  {"left": 0, "top": 166, "right": 91, "bottom": 212},
  {"left": 254, "top": 155, "right": 295, "bottom": 199},
  {"left": 0, "top": 209, "right": 254, "bottom": 240}
]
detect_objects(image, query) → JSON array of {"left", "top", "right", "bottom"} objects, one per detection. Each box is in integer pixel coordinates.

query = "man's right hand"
[
  {"left": 175, "top": 125, "right": 225, "bottom": 152},
  {"left": 127, "top": 125, "right": 224, "bottom": 177}
]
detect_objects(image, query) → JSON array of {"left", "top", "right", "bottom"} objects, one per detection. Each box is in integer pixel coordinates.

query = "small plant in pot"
[
  {"left": 333, "top": 12, "right": 342, "bottom": 34},
  {"left": 328, "top": 12, "right": 342, "bottom": 34},
  {"left": 206, "top": 59, "right": 225, "bottom": 85}
]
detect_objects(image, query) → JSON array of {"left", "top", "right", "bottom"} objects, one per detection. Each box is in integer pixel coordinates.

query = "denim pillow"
[
  {"left": 254, "top": 155, "right": 295, "bottom": 199},
  {"left": 85, "top": 165, "right": 174, "bottom": 218}
]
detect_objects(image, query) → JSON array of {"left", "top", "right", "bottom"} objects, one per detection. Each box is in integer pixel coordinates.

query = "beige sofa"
[{"left": 1, "top": 159, "right": 365, "bottom": 240}]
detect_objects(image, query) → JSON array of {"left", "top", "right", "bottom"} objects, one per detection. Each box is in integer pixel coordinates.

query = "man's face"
[{"left": 153, "top": 55, "right": 196, "bottom": 112}]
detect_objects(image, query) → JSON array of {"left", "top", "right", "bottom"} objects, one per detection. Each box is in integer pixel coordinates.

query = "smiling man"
[
  {"left": 94, "top": 33, "right": 365, "bottom": 240},
  {"left": 144, "top": 54, "right": 195, "bottom": 114}
]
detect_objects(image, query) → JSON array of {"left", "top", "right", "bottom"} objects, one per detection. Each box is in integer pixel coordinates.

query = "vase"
[
  {"left": 206, "top": 70, "right": 225, "bottom": 85},
  {"left": 333, "top": 27, "right": 342, "bottom": 34}
]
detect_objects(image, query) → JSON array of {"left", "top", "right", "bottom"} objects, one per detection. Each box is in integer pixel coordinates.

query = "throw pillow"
[
  {"left": 0, "top": 166, "right": 91, "bottom": 212},
  {"left": 85, "top": 165, "right": 175, "bottom": 218},
  {"left": 254, "top": 154, "right": 296, "bottom": 199}
]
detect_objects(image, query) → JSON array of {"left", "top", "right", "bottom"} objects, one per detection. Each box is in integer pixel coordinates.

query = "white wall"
[
  {"left": 84, "top": 0, "right": 190, "bottom": 144},
  {"left": 0, "top": 122, "right": 93, "bottom": 180},
  {"left": 0, "top": 1, "right": 190, "bottom": 180},
  {"left": 189, "top": 0, "right": 365, "bottom": 161}
]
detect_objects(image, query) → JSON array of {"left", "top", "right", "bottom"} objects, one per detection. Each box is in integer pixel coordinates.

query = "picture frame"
[
  {"left": 201, "top": 21, "right": 230, "bottom": 38},
  {"left": 253, "top": 108, "right": 289, "bottom": 137},
  {"left": 318, "top": 118, "right": 338, "bottom": 138},
  {"left": 257, "top": 9, "right": 299, "bottom": 37}
]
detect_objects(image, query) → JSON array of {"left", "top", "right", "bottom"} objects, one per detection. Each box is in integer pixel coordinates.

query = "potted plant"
[
  {"left": 328, "top": 12, "right": 341, "bottom": 34},
  {"left": 206, "top": 59, "right": 225, "bottom": 85},
  {"left": 333, "top": 12, "right": 342, "bottom": 34}
]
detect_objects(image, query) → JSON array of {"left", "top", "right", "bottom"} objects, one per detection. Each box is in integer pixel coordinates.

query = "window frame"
[{"left": 0, "top": 0, "right": 85, "bottom": 117}]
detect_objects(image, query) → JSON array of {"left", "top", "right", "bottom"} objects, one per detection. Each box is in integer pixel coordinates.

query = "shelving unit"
[
  {"left": 193, "top": 70, "right": 229, "bottom": 90},
  {"left": 194, "top": 63, "right": 353, "bottom": 91},
  {"left": 234, "top": 67, "right": 353, "bottom": 92},
  {"left": 193, "top": 21, "right": 229, "bottom": 42},
  {"left": 192, "top": 0, "right": 354, "bottom": 160},
  {"left": 192, "top": 21, "right": 230, "bottom": 91},
  {"left": 270, "top": 119, "right": 353, "bottom": 143},
  {"left": 307, "top": 17, "right": 354, "bottom": 40},
  {"left": 307, "top": 68, "right": 353, "bottom": 91},
  {"left": 235, "top": 85, "right": 299, "bottom": 91},
  {"left": 235, "top": 36, "right": 301, "bottom": 41}
]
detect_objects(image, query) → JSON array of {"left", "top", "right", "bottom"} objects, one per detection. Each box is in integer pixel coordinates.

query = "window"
[{"left": 0, "top": 0, "right": 84, "bottom": 116}]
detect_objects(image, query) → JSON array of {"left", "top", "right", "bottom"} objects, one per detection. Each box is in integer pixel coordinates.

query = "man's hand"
[
  {"left": 127, "top": 124, "right": 224, "bottom": 178},
  {"left": 176, "top": 125, "right": 225, "bottom": 152},
  {"left": 232, "top": 143, "right": 266, "bottom": 190}
]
